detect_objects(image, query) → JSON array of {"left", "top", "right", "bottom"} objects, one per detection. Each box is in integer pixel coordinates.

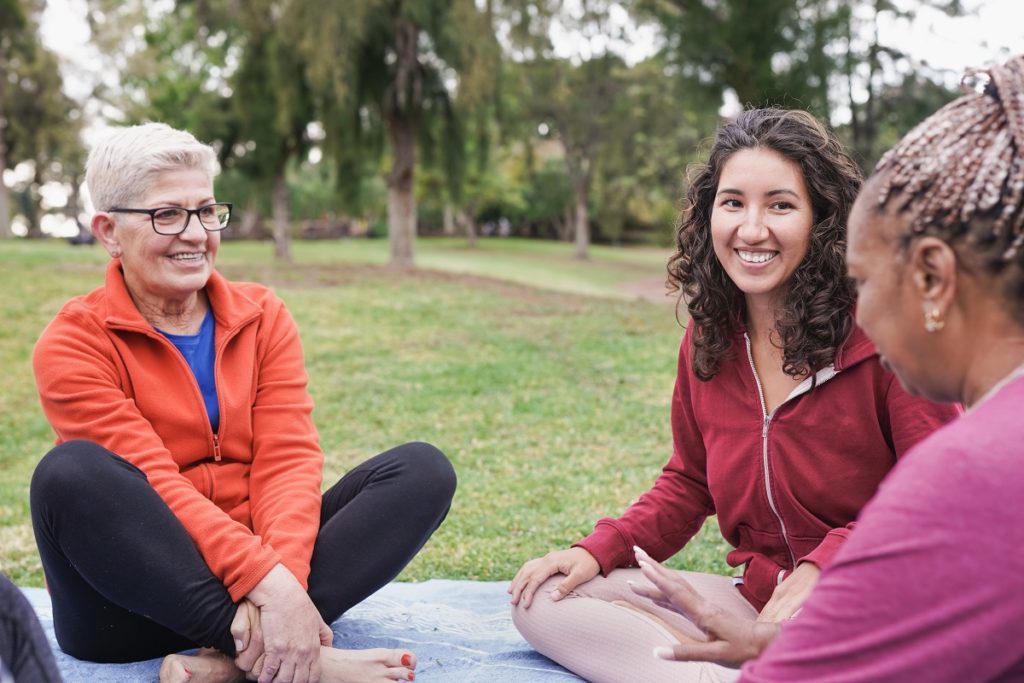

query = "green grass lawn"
[{"left": 0, "top": 236, "right": 731, "bottom": 587}]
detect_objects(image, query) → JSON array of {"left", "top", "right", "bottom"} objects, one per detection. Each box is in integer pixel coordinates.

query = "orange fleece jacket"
[{"left": 33, "top": 260, "right": 324, "bottom": 601}]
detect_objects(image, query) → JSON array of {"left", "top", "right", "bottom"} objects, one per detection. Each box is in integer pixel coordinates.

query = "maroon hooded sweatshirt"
[{"left": 576, "top": 322, "right": 960, "bottom": 609}]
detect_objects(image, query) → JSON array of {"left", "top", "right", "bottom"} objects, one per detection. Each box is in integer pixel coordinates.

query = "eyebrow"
[
  {"left": 148, "top": 198, "right": 217, "bottom": 207},
  {"left": 716, "top": 188, "right": 802, "bottom": 199}
]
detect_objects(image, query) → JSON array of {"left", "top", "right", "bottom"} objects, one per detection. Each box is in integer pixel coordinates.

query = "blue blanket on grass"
[{"left": 22, "top": 581, "right": 583, "bottom": 682}]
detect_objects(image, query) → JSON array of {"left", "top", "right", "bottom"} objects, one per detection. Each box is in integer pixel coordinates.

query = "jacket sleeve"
[
  {"left": 246, "top": 296, "right": 324, "bottom": 589},
  {"left": 575, "top": 332, "right": 715, "bottom": 574},
  {"left": 797, "top": 371, "right": 961, "bottom": 570},
  {"left": 33, "top": 312, "right": 281, "bottom": 601}
]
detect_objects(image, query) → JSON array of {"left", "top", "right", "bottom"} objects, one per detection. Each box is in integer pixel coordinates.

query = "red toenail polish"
[
  {"left": 401, "top": 654, "right": 411, "bottom": 667},
  {"left": 408, "top": 673, "right": 415, "bottom": 681}
]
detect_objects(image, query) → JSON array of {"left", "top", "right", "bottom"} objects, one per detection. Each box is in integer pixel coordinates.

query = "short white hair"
[{"left": 86, "top": 122, "right": 218, "bottom": 211}]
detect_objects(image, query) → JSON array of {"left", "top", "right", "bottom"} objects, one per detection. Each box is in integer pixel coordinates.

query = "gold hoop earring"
[{"left": 924, "top": 308, "right": 945, "bottom": 333}]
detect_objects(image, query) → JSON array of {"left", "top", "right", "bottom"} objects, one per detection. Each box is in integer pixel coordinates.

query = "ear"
[
  {"left": 907, "top": 236, "right": 957, "bottom": 312},
  {"left": 91, "top": 213, "right": 122, "bottom": 258}
]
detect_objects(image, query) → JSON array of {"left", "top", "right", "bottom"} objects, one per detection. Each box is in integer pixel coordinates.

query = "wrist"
[{"left": 246, "top": 563, "right": 291, "bottom": 605}]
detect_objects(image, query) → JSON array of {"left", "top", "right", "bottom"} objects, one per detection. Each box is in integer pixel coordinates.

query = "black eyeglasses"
[{"left": 107, "top": 203, "right": 233, "bottom": 236}]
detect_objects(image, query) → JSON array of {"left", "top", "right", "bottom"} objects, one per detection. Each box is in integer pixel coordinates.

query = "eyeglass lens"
[{"left": 153, "top": 205, "right": 231, "bottom": 234}]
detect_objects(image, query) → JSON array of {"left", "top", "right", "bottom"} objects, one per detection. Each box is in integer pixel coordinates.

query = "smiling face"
[
  {"left": 710, "top": 147, "right": 814, "bottom": 309},
  {"left": 95, "top": 167, "right": 219, "bottom": 311}
]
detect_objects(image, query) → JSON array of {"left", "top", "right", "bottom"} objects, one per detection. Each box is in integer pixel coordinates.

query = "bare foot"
[
  {"left": 160, "top": 648, "right": 246, "bottom": 683},
  {"left": 238, "top": 647, "right": 416, "bottom": 683},
  {"left": 320, "top": 647, "right": 417, "bottom": 683}
]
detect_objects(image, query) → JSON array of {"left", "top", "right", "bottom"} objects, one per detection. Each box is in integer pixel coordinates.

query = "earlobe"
[{"left": 91, "top": 213, "right": 122, "bottom": 258}]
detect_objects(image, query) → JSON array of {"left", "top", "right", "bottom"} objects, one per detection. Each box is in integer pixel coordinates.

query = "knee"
[
  {"left": 31, "top": 440, "right": 140, "bottom": 506},
  {"left": 511, "top": 576, "right": 563, "bottom": 645},
  {"left": 33, "top": 440, "right": 101, "bottom": 496},
  {"left": 398, "top": 441, "right": 457, "bottom": 504}
]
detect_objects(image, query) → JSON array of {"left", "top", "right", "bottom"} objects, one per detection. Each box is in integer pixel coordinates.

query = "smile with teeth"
[
  {"left": 737, "top": 250, "right": 777, "bottom": 264},
  {"left": 169, "top": 253, "right": 205, "bottom": 262}
]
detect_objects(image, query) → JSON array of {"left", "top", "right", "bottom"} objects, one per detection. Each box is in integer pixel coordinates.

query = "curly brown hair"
[{"left": 668, "top": 108, "right": 863, "bottom": 381}]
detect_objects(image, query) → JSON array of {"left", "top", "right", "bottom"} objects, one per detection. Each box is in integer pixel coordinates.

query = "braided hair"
[{"left": 871, "top": 55, "right": 1024, "bottom": 323}]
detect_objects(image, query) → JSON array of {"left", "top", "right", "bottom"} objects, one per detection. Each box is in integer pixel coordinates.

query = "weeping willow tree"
[{"left": 282, "top": 0, "right": 499, "bottom": 267}]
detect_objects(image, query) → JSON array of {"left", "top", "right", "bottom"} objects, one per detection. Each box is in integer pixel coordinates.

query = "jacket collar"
[
  {"left": 833, "top": 321, "right": 877, "bottom": 371},
  {"left": 101, "top": 258, "right": 262, "bottom": 332},
  {"left": 734, "top": 313, "right": 878, "bottom": 373}
]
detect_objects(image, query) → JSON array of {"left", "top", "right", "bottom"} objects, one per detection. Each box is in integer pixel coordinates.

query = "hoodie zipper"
[
  {"left": 110, "top": 314, "right": 254, "bottom": 464},
  {"left": 744, "top": 334, "right": 798, "bottom": 570}
]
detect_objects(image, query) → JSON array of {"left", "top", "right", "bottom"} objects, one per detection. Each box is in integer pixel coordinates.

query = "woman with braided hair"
[
  {"left": 508, "top": 107, "right": 958, "bottom": 683},
  {"left": 631, "top": 54, "right": 1024, "bottom": 681}
]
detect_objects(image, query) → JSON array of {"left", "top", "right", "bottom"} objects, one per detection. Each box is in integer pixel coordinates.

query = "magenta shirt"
[{"left": 741, "top": 375, "right": 1024, "bottom": 682}]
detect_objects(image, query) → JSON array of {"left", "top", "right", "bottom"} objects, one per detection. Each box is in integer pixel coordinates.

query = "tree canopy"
[{"left": 3, "top": 0, "right": 983, "bottom": 254}]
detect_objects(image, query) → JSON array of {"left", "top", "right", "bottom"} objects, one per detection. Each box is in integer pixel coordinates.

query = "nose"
[
  {"left": 178, "top": 211, "right": 208, "bottom": 242},
  {"left": 736, "top": 208, "right": 768, "bottom": 243}
]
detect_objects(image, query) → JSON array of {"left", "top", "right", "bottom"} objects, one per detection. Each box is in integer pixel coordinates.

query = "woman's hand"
[
  {"left": 757, "top": 561, "right": 821, "bottom": 623},
  {"left": 246, "top": 564, "right": 333, "bottom": 683},
  {"left": 630, "top": 546, "right": 779, "bottom": 668},
  {"left": 232, "top": 598, "right": 265, "bottom": 674},
  {"left": 508, "top": 547, "right": 600, "bottom": 608}
]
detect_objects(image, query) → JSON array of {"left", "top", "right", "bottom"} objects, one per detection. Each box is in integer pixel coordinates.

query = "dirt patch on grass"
[
  {"left": 217, "top": 262, "right": 586, "bottom": 307},
  {"left": 624, "top": 275, "right": 677, "bottom": 305}
]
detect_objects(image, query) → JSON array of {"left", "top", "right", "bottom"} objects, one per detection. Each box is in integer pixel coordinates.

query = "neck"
[
  {"left": 129, "top": 287, "right": 208, "bottom": 334},
  {"left": 961, "top": 335, "right": 1024, "bottom": 408},
  {"left": 744, "top": 292, "right": 782, "bottom": 343}
]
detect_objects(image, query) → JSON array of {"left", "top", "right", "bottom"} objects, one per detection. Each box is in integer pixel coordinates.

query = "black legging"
[
  {"left": 30, "top": 440, "right": 456, "bottom": 663},
  {"left": 0, "top": 572, "right": 62, "bottom": 682}
]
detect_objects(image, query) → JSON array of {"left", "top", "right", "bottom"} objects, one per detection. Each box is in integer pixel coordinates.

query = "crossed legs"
[
  {"left": 30, "top": 440, "right": 455, "bottom": 681},
  {"left": 512, "top": 569, "right": 756, "bottom": 683}
]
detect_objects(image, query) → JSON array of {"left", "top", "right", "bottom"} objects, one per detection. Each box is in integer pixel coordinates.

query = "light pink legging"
[{"left": 512, "top": 569, "right": 758, "bottom": 683}]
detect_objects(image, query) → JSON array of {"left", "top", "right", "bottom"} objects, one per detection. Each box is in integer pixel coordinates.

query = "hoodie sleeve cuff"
[
  {"left": 799, "top": 526, "right": 853, "bottom": 569},
  {"left": 574, "top": 520, "right": 635, "bottom": 576}
]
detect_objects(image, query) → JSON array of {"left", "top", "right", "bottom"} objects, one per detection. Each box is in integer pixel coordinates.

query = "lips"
[{"left": 737, "top": 250, "right": 778, "bottom": 264}]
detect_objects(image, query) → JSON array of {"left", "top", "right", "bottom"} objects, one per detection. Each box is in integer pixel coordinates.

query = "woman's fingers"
[
  {"left": 654, "top": 639, "right": 744, "bottom": 667},
  {"left": 231, "top": 601, "right": 251, "bottom": 653}
]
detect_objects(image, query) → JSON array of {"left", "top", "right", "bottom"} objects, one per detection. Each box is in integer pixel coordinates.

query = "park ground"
[{"left": 0, "top": 237, "right": 731, "bottom": 586}]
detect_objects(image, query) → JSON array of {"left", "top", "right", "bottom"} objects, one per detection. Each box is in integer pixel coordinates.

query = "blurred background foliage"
[{"left": 0, "top": 0, "right": 1009, "bottom": 261}]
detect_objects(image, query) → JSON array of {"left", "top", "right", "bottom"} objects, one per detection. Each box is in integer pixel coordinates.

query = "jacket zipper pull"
[{"left": 213, "top": 434, "right": 222, "bottom": 462}]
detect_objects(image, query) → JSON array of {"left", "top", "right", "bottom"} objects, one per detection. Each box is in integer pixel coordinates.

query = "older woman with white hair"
[{"left": 30, "top": 122, "right": 456, "bottom": 683}]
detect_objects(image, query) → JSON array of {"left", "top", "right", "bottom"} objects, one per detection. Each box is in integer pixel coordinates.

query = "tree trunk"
[
  {"left": 443, "top": 203, "right": 456, "bottom": 236},
  {"left": 573, "top": 178, "right": 590, "bottom": 260},
  {"left": 271, "top": 170, "right": 292, "bottom": 261},
  {"left": 387, "top": 113, "right": 416, "bottom": 268},
  {"left": 25, "top": 164, "right": 44, "bottom": 238},
  {"left": 240, "top": 205, "right": 261, "bottom": 240},
  {"left": 0, "top": 63, "right": 10, "bottom": 238},
  {"left": 459, "top": 208, "right": 477, "bottom": 248}
]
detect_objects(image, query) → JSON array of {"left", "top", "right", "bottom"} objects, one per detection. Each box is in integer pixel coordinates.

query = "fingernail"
[
  {"left": 402, "top": 653, "right": 411, "bottom": 667},
  {"left": 638, "top": 561, "right": 651, "bottom": 570},
  {"left": 653, "top": 646, "right": 674, "bottom": 660},
  {"left": 234, "top": 639, "right": 243, "bottom": 651},
  {"left": 550, "top": 589, "right": 563, "bottom": 600}
]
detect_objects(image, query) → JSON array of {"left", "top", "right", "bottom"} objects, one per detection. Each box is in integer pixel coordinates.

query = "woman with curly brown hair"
[
  {"left": 631, "top": 53, "right": 1024, "bottom": 682},
  {"left": 508, "top": 108, "right": 960, "bottom": 682}
]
